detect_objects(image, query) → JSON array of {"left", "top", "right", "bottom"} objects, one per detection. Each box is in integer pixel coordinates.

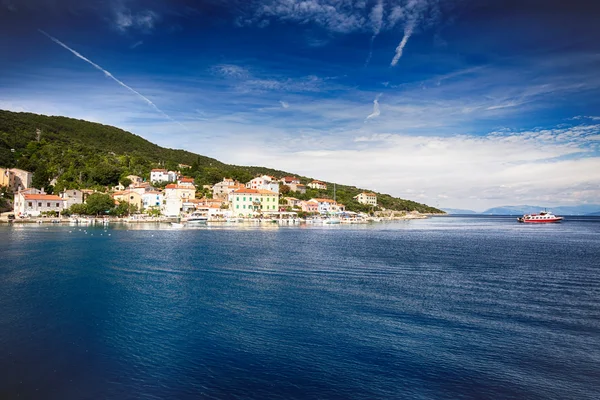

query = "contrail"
[
  {"left": 390, "top": 21, "right": 414, "bottom": 67},
  {"left": 365, "top": 0, "right": 384, "bottom": 66},
  {"left": 38, "top": 29, "right": 186, "bottom": 129}
]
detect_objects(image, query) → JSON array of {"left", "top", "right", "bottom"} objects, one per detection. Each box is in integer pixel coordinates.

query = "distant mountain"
[
  {"left": 586, "top": 211, "right": 600, "bottom": 216},
  {"left": 482, "top": 205, "right": 600, "bottom": 215},
  {"left": 441, "top": 208, "right": 478, "bottom": 214}
]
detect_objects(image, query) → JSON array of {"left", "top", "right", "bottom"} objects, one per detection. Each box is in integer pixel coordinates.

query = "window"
[
  {"left": 47, "top": 202, "right": 50, "bottom": 207},
  {"left": 236, "top": 205, "right": 239, "bottom": 209},
  {"left": 249, "top": 197, "right": 252, "bottom": 201},
  {"left": 236, "top": 197, "right": 239, "bottom": 201},
  {"left": 28, "top": 202, "right": 32, "bottom": 207},
  {"left": 56, "top": 203, "right": 59, "bottom": 207},
  {"left": 38, "top": 202, "right": 42, "bottom": 207},
  {"left": 243, "top": 205, "right": 246, "bottom": 209},
  {"left": 243, "top": 197, "right": 246, "bottom": 201}
]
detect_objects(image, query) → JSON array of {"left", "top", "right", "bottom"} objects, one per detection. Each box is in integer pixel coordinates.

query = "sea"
[{"left": 1, "top": 216, "right": 599, "bottom": 399}]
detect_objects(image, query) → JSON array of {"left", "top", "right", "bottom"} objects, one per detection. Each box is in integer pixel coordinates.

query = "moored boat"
[{"left": 517, "top": 210, "right": 563, "bottom": 223}]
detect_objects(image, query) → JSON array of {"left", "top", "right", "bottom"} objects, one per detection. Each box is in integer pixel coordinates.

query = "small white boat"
[
  {"left": 171, "top": 222, "right": 185, "bottom": 228},
  {"left": 185, "top": 212, "right": 208, "bottom": 224}
]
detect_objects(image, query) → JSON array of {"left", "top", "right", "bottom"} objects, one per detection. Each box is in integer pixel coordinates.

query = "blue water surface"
[{"left": 1, "top": 216, "right": 599, "bottom": 399}]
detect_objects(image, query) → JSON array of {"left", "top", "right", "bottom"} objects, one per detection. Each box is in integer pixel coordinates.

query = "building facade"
[
  {"left": 308, "top": 180, "right": 327, "bottom": 190},
  {"left": 150, "top": 169, "right": 177, "bottom": 183},
  {"left": 353, "top": 192, "right": 377, "bottom": 206},
  {"left": 229, "top": 188, "right": 279, "bottom": 217},
  {"left": 14, "top": 193, "right": 65, "bottom": 217},
  {"left": 246, "top": 175, "right": 280, "bottom": 193},
  {"left": 0, "top": 168, "right": 33, "bottom": 192}
]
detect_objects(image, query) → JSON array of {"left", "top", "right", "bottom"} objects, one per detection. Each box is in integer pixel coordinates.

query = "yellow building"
[{"left": 112, "top": 190, "right": 144, "bottom": 211}]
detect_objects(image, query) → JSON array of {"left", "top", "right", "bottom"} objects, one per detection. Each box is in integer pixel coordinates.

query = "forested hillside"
[{"left": 0, "top": 110, "right": 443, "bottom": 213}]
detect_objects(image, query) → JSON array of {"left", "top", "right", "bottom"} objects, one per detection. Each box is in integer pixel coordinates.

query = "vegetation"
[{"left": 0, "top": 109, "right": 443, "bottom": 213}]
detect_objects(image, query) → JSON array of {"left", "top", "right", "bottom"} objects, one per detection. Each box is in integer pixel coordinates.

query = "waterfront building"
[
  {"left": 112, "top": 191, "right": 144, "bottom": 211},
  {"left": 309, "top": 198, "right": 340, "bottom": 214},
  {"left": 142, "top": 191, "right": 164, "bottom": 209},
  {"left": 229, "top": 188, "right": 279, "bottom": 217},
  {"left": 299, "top": 200, "right": 319, "bottom": 213},
  {"left": 162, "top": 183, "right": 196, "bottom": 217},
  {"left": 353, "top": 192, "right": 377, "bottom": 206},
  {"left": 14, "top": 192, "right": 65, "bottom": 217},
  {"left": 283, "top": 197, "right": 302, "bottom": 208},
  {"left": 59, "top": 189, "right": 84, "bottom": 209}
]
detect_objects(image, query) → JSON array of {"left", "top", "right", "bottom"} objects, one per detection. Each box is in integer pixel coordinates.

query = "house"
[
  {"left": 0, "top": 168, "right": 33, "bottom": 192},
  {"left": 126, "top": 175, "right": 144, "bottom": 185},
  {"left": 142, "top": 191, "right": 164, "bottom": 209},
  {"left": 283, "top": 197, "right": 302, "bottom": 208},
  {"left": 308, "top": 180, "right": 327, "bottom": 190},
  {"left": 150, "top": 169, "right": 177, "bottom": 184},
  {"left": 162, "top": 183, "right": 196, "bottom": 217},
  {"left": 59, "top": 189, "right": 84, "bottom": 209},
  {"left": 14, "top": 192, "right": 65, "bottom": 217},
  {"left": 0, "top": 168, "right": 9, "bottom": 188},
  {"left": 299, "top": 200, "right": 319, "bottom": 213},
  {"left": 213, "top": 178, "right": 242, "bottom": 199},
  {"left": 309, "top": 198, "right": 340, "bottom": 214},
  {"left": 280, "top": 176, "right": 300, "bottom": 186},
  {"left": 292, "top": 184, "right": 307, "bottom": 194},
  {"left": 229, "top": 188, "right": 279, "bottom": 217},
  {"left": 354, "top": 192, "right": 377, "bottom": 206},
  {"left": 178, "top": 164, "right": 192, "bottom": 170},
  {"left": 112, "top": 191, "right": 144, "bottom": 211},
  {"left": 177, "top": 177, "right": 195, "bottom": 187},
  {"left": 246, "top": 175, "right": 280, "bottom": 193}
]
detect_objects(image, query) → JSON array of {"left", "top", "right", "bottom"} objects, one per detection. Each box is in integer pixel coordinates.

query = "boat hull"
[{"left": 518, "top": 217, "right": 563, "bottom": 223}]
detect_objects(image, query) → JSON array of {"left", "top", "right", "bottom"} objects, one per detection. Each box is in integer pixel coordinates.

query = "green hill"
[{"left": 0, "top": 109, "right": 443, "bottom": 214}]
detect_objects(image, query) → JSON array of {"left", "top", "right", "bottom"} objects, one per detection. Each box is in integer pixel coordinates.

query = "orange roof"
[
  {"left": 356, "top": 192, "right": 377, "bottom": 197},
  {"left": 151, "top": 168, "right": 167, "bottom": 172},
  {"left": 23, "top": 194, "right": 63, "bottom": 201},
  {"left": 310, "top": 180, "right": 326, "bottom": 184},
  {"left": 165, "top": 184, "right": 195, "bottom": 190},
  {"left": 312, "top": 198, "right": 336, "bottom": 203},
  {"left": 233, "top": 188, "right": 277, "bottom": 195},
  {"left": 179, "top": 177, "right": 194, "bottom": 183}
]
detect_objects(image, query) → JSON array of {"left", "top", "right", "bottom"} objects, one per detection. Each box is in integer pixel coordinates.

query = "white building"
[
  {"left": 162, "top": 184, "right": 196, "bottom": 217},
  {"left": 142, "top": 191, "right": 164, "bottom": 209},
  {"left": 353, "top": 192, "right": 377, "bottom": 206},
  {"left": 59, "top": 189, "right": 84, "bottom": 209},
  {"left": 150, "top": 169, "right": 177, "bottom": 184},
  {"left": 229, "top": 188, "right": 279, "bottom": 217},
  {"left": 308, "top": 180, "right": 327, "bottom": 190},
  {"left": 14, "top": 192, "right": 66, "bottom": 217},
  {"left": 246, "top": 175, "right": 279, "bottom": 193},
  {"left": 309, "top": 198, "right": 340, "bottom": 214}
]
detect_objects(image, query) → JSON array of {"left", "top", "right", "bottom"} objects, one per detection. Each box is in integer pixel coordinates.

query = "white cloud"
[
  {"left": 280, "top": 100, "right": 290, "bottom": 108},
  {"left": 239, "top": 0, "right": 442, "bottom": 65},
  {"left": 365, "top": 94, "right": 381, "bottom": 120},
  {"left": 112, "top": 3, "right": 160, "bottom": 33}
]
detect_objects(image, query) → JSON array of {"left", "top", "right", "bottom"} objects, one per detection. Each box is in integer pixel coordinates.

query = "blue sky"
[{"left": 1, "top": 0, "right": 600, "bottom": 211}]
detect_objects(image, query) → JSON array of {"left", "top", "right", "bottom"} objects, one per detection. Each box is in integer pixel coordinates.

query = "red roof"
[
  {"left": 180, "top": 177, "right": 194, "bottom": 183},
  {"left": 233, "top": 188, "right": 277, "bottom": 195},
  {"left": 23, "top": 194, "right": 63, "bottom": 201},
  {"left": 151, "top": 168, "right": 167, "bottom": 172},
  {"left": 165, "top": 184, "right": 194, "bottom": 190}
]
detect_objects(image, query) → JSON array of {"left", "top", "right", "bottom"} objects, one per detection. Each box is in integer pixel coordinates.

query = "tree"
[
  {"left": 121, "top": 177, "right": 132, "bottom": 188},
  {"left": 280, "top": 184, "right": 291, "bottom": 194},
  {"left": 85, "top": 193, "right": 114, "bottom": 216}
]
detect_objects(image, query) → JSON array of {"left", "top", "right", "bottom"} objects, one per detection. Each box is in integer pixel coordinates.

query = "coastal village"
[{"left": 0, "top": 166, "right": 405, "bottom": 224}]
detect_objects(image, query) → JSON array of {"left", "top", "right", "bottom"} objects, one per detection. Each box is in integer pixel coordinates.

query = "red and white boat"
[{"left": 517, "top": 210, "right": 563, "bottom": 223}]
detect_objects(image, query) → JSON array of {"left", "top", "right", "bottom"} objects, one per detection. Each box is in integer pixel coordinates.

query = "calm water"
[{"left": 1, "top": 216, "right": 599, "bottom": 399}]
